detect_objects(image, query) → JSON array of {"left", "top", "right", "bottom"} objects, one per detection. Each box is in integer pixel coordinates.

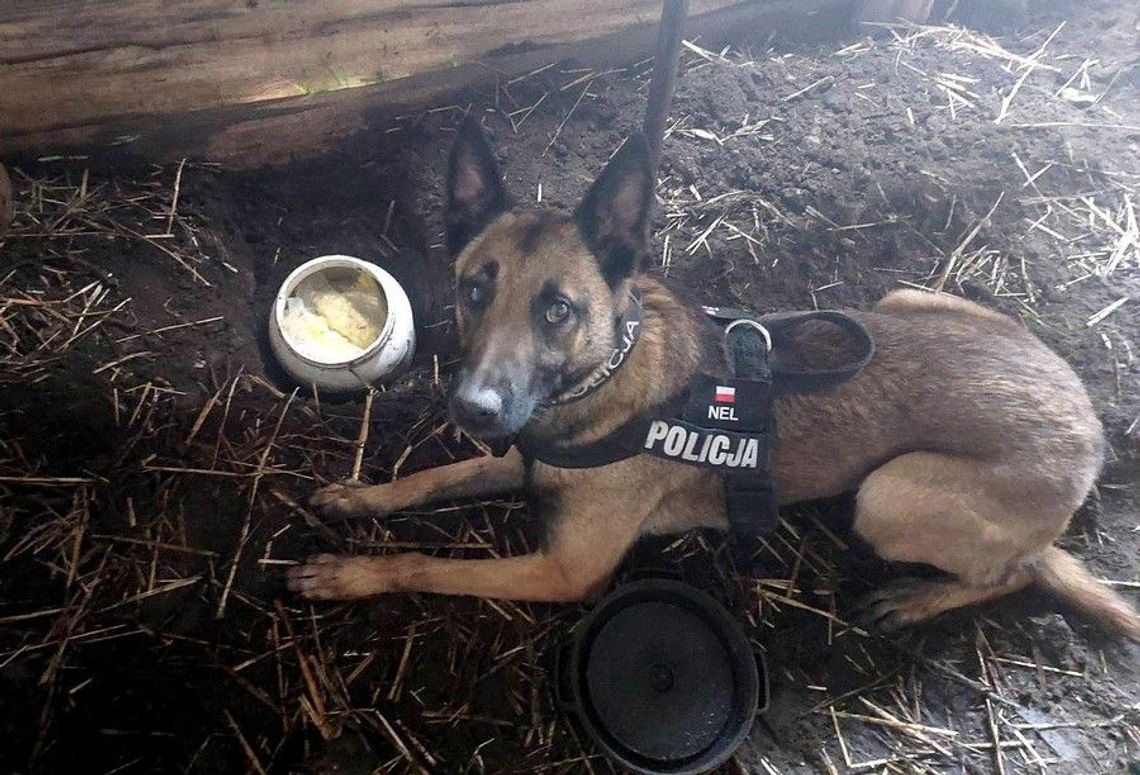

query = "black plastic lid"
[
  {"left": 586, "top": 600, "right": 734, "bottom": 760},
  {"left": 564, "top": 579, "right": 762, "bottom": 775}
]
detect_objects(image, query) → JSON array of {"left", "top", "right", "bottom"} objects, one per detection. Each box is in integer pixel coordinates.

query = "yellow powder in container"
[
  {"left": 312, "top": 271, "right": 387, "bottom": 349},
  {"left": 281, "top": 268, "right": 389, "bottom": 362}
]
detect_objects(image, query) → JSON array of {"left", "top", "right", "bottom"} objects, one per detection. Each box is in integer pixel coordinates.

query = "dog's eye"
[
  {"left": 461, "top": 282, "right": 485, "bottom": 309},
  {"left": 545, "top": 299, "right": 572, "bottom": 326}
]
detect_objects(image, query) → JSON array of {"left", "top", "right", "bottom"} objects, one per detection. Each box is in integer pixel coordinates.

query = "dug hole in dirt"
[{"left": 1, "top": 0, "right": 1138, "bottom": 772}]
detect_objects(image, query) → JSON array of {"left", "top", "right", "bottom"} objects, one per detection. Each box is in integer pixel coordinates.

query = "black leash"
[{"left": 643, "top": 0, "right": 689, "bottom": 173}]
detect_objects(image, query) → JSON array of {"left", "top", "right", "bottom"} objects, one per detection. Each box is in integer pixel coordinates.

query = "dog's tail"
[{"left": 1029, "top": 546, "right": 1140, "bottom": 642}]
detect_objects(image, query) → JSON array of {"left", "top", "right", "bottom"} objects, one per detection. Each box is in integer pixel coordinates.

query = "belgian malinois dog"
[{"left": 288, "top": 121, "right": 1140, "bottom": 640}]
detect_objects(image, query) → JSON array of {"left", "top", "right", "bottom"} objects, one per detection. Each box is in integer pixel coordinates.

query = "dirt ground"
[{"left": 2, "top": 1, "right": 1138, "bottom": 773}]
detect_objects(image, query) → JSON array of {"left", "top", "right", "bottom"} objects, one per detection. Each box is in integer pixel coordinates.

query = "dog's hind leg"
[
  {"left": 850, "top": 450, "right": 1064, "bottom": 630},
  {"left": 309, "top": 448, "right": 524, "bottom": 520},
  {"left": 857, "top": 571, "right": 1035, "bottom": 632}
]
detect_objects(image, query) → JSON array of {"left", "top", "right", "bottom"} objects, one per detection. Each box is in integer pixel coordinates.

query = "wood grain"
[{"left": 0, "top": 0, "right": 848, "bottom": 165}]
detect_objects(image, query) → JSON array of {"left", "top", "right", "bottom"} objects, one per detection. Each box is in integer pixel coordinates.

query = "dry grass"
[
  {"left": 0, "top": 167, "right": 584, "bottom": 771},
  {"left": 654, "top": 22, "right": 1139, "bottom": 330}
]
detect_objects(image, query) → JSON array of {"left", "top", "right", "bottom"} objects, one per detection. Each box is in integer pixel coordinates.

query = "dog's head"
[{"left": 444, "top": 119, "right": 653, "bottom": 439}]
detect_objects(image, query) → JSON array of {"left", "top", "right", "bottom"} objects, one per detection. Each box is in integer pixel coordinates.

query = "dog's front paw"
[
  {"left": 854, "top": 579, "right": 947, "bottom": 633},
  {"left": 309, "top": 480, "right": 390, "bottom": 519},
  {"left": 286, "top": 553, "right": 418, "bottom": 600}
]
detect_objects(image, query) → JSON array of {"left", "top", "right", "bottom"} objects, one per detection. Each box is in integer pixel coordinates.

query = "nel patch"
[{"left": 683, "top": 376, "right": 770, "bottom": 432}]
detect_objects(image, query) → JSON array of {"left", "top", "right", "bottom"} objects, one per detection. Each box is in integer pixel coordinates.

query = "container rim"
[{"left": 273, "top": 255, "right": 398, "bottom": 368}]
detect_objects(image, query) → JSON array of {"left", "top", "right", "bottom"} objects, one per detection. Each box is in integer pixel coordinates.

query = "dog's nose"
[{"left": 450, "top": 384, "right": 504, "bottom": 427}]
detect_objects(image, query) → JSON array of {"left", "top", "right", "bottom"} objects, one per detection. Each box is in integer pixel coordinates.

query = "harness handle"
[{"left": 709, "top": 306, "right": 874, "bottom": 393}]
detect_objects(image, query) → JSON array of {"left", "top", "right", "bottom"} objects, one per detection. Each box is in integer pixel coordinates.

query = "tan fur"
[
  {"left": 289, "top": 185, "right": 1139, "bottom": 643},
  {"left": 873, "top": 288, "right": 1021, "bottom": 329},
  {"left": 312, "top": 449, "right": 525, "bottom": 520},
  {"left": 1030, "top": 547, "right": 1140, "bottom": 641},
  {"left": 858, "top": 570, "right": 1036, "bottom": 630}
]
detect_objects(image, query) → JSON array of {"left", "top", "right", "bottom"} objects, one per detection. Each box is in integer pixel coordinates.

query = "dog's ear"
[
  {"left": 574, "top": 135, "right": 654, "bottom": 288},
  {"left": 446, "top": 118, "right": 511, "bottom": 257}
]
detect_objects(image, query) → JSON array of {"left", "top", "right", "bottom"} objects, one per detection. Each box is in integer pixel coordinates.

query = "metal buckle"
[{"left": 724, "top": 318, "right": 772, "bottom": 353}]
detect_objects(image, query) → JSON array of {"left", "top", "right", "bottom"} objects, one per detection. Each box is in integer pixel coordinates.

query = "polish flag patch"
[{"left": 714, "top": 385, "right": 736, "bottom": 404}]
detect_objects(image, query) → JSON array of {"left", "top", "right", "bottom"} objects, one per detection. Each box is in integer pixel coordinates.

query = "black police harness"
[{"left": 512, "top": 290, "right": 875, "bottom": 537}]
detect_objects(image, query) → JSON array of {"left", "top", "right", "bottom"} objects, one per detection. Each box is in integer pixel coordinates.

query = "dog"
[{"left": 288, "top": 120, "right": 1140, "bottom": 641}]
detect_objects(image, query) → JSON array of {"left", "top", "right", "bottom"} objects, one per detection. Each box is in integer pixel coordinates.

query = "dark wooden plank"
[{"left": 0, "top": 0, "right": 850, "bottom": 166}]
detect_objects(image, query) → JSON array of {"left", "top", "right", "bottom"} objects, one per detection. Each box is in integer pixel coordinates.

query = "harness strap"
[
  {"left": 518, "top": 302, "right": 875, "bottom": 538},
  {"left": 718, "top": 316, "right": 778, "bottom": 536},
  {"left": 517, "top": 395, "right": 685, "bottom": 470}
]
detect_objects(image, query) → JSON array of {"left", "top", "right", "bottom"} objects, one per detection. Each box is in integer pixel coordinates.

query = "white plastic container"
[{"left": 268, "top": 255, "right": 415, "bottom": 392}]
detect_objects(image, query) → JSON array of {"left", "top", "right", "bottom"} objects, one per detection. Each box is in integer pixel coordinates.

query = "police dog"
[{"left": 288, "top": 121, "right": 1140, "bottom": 640}]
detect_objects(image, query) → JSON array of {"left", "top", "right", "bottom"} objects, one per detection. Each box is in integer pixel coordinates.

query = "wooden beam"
[{"left": 0, "top": 0, "right": 851, "bottom": 166}]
